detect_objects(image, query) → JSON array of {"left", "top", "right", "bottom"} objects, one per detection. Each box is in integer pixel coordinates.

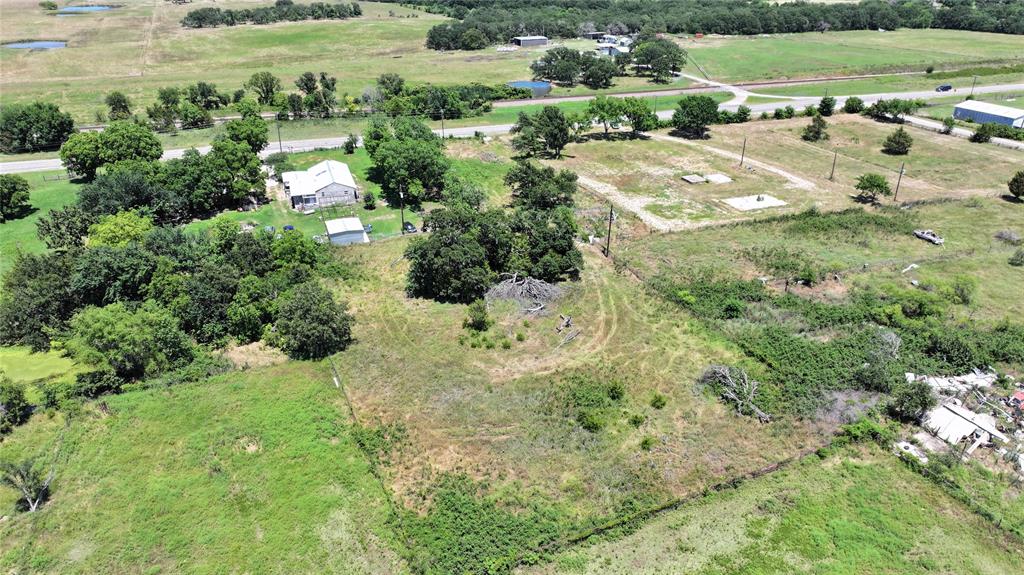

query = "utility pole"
[
  {"left": 893, "top": 162, "right": 905, "bottom": 201},
  {"left": 604, "top": 203, "right": 613, "bottom": 257},
  {"left": 652, "top": 94, "right": 657, "bottom": 113},
  {"left": 829, "top": 150, "right": 837, "bottom": 181},
  {"left": 399, "top": 190, "right": 406, "bottom": 235},
  {"left": 440, "top": 108, "right": 445, "bottom": 138},
  {"left": 277, "top": 120, "right": 283, "bottom": 153},
  {"left": 970, "top": 75, "right": 978, "bottom": 98},
  {"left": 739, "top": 136, "right": 747, "bottom": 167}
]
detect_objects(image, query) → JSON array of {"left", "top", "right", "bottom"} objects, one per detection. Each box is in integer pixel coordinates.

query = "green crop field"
[
  {"left": 0, "top": 362, "right": 408, "bottom": 574},
  {"left": 521, "top": 447, "right": 1024, "bottom": 575},
  {"left": 680, "top": 29, "right": 1024, "bottom": 83}
]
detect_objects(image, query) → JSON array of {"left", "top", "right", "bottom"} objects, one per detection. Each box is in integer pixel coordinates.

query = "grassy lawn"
[
  {"left": 678, "top": 29, "right": 1024, "bottom": 83},
  {"left": 921, "top": 92, "right": 1024, "bottom": 121},
  {"left": 754, "top": 73, "right": 1024, "bottom": 98},
  {"left": 0, "top": 362, "right": 408, "bottom": 574},
  {"left": 0, "top": 171, "right": 79, "bottom": 277},
  {"left": 0, "top": 1, "right": 676, "bottom": 124},
  {"left": 616, "top": 196, "right": 1024, "bottom": 322},
  {"left": 521, "top": 447, "right": 1024, "bottom": 575},
  {"left": 705, "top": 114, "right": 1024, "bottom": 199},
  {"left": 325, "top": 236, "right": 830, "bottom": 535},
  {"left": 0, "top": 346, "right": 83, "bottom": 404}
]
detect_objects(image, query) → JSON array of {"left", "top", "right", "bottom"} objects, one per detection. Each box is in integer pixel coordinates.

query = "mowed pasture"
[
  {"left": 678, "top": 29, "right": 1024, "bottom": 82},
  {"left": 0, "top": 171, "right": 78, "bottom": 277},
  {"left": 327, "top": 236, "right": 832, "bottom": 530},
  {"left": 0, "top": 0, "right": 678, "bottom": 123},
  {"left": 547, "top": 114, "right": 1023, "bottom": 232},
  {"left": 614, "top": 197, "right": 1024, "bottom": 322},
  {"left": 520, "top": 447, "right": 1024, "bottom": 575},
  {"left": 705, "top": 114, "right": 1024, "bottom": 200},
  {"left": 0, "top": 363, "right": 408, "bottom": 574}
]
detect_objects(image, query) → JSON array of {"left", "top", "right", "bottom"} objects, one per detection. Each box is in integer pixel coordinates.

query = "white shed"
[
  {"left": 325, "top": 217, "right": 369, "bottom": 246},
  {"left": 283, "top": 160, "right": 359, "bottom": 210}
]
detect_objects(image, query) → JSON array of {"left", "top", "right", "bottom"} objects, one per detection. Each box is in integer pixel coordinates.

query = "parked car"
[
  {"left": 935, "top": 84, "right": 953, "bottom": 92},
  {"left": 283, "top": 224, "right": 295, "bottom": 231},
  {"left": 402, "top": 221, "right": 418, "bottom": 234},
  {"left": 914, "top": 229, "right": 944, "bottom": 245}
]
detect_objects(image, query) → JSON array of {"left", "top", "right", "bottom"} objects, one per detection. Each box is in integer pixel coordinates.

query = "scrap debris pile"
[{"left": 900, "top": 367, "right": 1024, "bottom": 478}]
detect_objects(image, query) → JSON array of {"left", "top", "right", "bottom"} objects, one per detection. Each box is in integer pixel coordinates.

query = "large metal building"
[
  {"left": 512, "top": 35, "right": 548, "bottom": 47},
  {"left": 953, "top": 100, "right": 1024, "bottom": 128}
]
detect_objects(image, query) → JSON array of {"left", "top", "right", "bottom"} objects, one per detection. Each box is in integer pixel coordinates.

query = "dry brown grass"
[{"left": 326, "top": 237, "right": 832, "bottom": 521}]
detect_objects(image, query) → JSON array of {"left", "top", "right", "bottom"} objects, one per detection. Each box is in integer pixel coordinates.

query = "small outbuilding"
[
  {"left": 325, "top": 217, "right": 369, "bottom": 246},
  {"left": 953, "top": 100, "right": 1024, "bottom": 128},
  {"left": 512, "top": 35, "right": 548, "bottom": 47},
  {"left": 283, "top": 160, "right": 359, "bottom": 211}
]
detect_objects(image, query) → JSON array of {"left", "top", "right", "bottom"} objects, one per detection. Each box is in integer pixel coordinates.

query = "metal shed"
[
  {"left": 512, "top": 35, "right": 549, "bottom": 47},
  {"left": 953, "top": 100, "right": 1024, "bottom": 128},
  {"left": 325, "top": 217, "right": 369, "bottom": 246}
]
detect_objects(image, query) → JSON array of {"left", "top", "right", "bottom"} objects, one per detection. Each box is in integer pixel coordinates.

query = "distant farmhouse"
[
  {"left": 953, "top": 100, "right": 1024, "bottom": 128},
  {"left": 512, "top": 35, "right": 548, "bottom": 47},
  {"left": 595, "top": 35, "right": 632, "bottom": 57},
  {"left": 282, "top": 160, "right": 358, "bottom": 211}
]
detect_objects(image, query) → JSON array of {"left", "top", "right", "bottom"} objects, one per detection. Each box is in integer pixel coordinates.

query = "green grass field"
[
  {"left": 0, "top": 1, "right": 681, "bottom": 124},
  {"left": 615, "top": 196, "right": 1024, "bottom": 322},
  {"left": 0, "top": 362, "right": 408, "bottom": 574},
  {"left": 681, "top": 29, "right": 1024, "bottom": 82},
  {"left": 521, "top": 447, "right": 1024, "bottom": 575},
  {"left": 0, "top": 171, "right": 78, "bottom": 277}
]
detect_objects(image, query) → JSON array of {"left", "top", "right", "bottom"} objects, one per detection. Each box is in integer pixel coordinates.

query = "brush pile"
[{"left": 486, "top": 274, "right": 562, "bottom": 310}]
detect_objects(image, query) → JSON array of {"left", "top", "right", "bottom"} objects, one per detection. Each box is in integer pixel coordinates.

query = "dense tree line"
[
  {"left": 0, "top": 215, "right": 352, "bottom": 394},
  {"left": 417, "top": 0, "right": 1023, "bottom": 50},
  {"left": 182, "top": 0, "right": 361, "bottom": 28},
  {"left": 56, "top": 116, "right": 266, "bottom": 224},
  {"left": 0, "top": 102, "right": 75, "bottom": 154},
  {"left": 363, "top": 73, "right": 530, "bottom": 119},
  {"left": 406, "top": 160, "right": 583, "bottom": 303}
]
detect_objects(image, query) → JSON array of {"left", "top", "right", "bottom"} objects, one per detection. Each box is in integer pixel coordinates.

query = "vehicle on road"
[
  {"left": 936, "top": 84, "right": 953, "bottom": 92},
  {"left": 402, "top": 221, "right": 418, "bottom": 234}
]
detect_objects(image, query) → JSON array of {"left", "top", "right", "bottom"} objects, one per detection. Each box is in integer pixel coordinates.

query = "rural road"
[{"left": 2, "top": 83, "right": 1022, "bottom": 175}]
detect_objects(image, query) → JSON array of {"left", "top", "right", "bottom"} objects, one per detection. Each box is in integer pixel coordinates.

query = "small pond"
[
  {"left": 57, "top": 5, "right": 116, "bottom": 13},
  {"left": 4, "top": 41, "right": 67, "bottom": 49},
  {"left": 508, "top": 80, "right": 552, "bottom": 98}
]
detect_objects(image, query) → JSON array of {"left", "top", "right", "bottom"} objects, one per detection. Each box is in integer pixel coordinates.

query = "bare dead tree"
[
  {"left": 0, "top": 457, "right": 55, "bottom": 512},
  {"left": 700, "top": 365, "right": 772, "bottom": 423}
]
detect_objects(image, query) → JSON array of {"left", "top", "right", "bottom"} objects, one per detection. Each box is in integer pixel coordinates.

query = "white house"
[
  {"left": 596, "top": 43, "right": 630, "bottom": 57},
  {"left": 325, "top": 217, "right": 369, "bottom": 246},
  {"left": 282, "top": 160, "right": 359, "bottom": 211}
]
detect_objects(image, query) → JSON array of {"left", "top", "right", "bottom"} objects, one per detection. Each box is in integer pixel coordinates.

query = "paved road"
[{"left": 3, "top": 83, "right": 1022, "bottom": 175}]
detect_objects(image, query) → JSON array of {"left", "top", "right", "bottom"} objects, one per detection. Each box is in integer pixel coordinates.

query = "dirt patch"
[{"left": 219, "top": 341, "right": 288, "bottom": 370}]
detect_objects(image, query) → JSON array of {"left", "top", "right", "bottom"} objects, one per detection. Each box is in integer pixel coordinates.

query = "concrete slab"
[
  {"left": 705, "top": 173, "right": 733, "bottom": 184},
  {"left": 723, "top": 194, "right": 787, "bottom": 211},
  {"left": 682, "top": 174, "right": 706, "bottom": 184}
]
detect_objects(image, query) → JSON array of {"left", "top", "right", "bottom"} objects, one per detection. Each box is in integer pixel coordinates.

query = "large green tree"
[
  {"left": 0, "top": 174, "right": 31, "bottom": 223},
  {"left": 274, "top": 282, "right": 354, "bottom": 360},
  {"left": 98, "top": 121, "right": 163, "bottom": 165},
  {"left": 246, "top": 71, "right": 282, "bottom": 105},
  {"left": 1010, "top": 170, "right": 1024, "bottom": 200},
  {"left": 671, "top": 95, "right": 719, "bottom": 138},
  {"left": 372, "top": 138, "right": 450, "bottom": 207},
  {"left": 59, "top": 301, "right": 193, "bottom": 381},
  {"left": 0, "top": 102, "right": 75, "bottom": 153},
  {"left": 59, "top": 131, "right": 104, "bottom": 180},
  {"left": 0, "top": 252, "right": 80, "bottom": 350},
  {"left": 621, "top": 97, "right": 658, "bottom": 135},
  {"left": 224, "top": 116, "right": 269, "bottom": 154},
  {"left": 632, "top": 39, "right": 686, "bottom": 82},
  {"left": 587, "top": 96, "right": 625, "bottom": 136}
]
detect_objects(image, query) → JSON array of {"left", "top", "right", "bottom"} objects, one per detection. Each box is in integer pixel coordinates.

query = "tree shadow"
[
  {"left": 850, "top": 194, "right": 879, "bottom": 206},
  {"left": 1, "top": 205, "right": 38, "bottom": 223},
  {"left": 999, "top": 194, "right": 1023, "bottom": 204}
]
